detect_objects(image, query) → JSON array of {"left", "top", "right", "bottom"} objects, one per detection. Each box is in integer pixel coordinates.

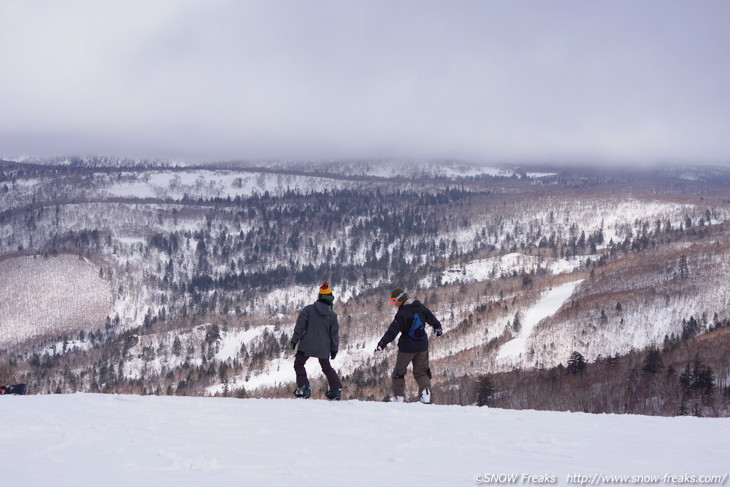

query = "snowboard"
[{"left": 0, "top": 383, "right": 27, "bottom": 395}]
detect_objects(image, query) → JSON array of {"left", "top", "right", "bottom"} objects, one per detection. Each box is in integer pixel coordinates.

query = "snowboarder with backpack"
[
  {"left": 290, "top": 281, "right": 343, "bottom": 400},
  {"left": 0, "top": 383, "right": 27, "bottom": 395},
  {"left": 375, "top": 288, "right": 443, "bottom": 404}
]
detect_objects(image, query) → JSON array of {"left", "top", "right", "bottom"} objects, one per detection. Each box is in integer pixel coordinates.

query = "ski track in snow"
[
  {"left": 497, "top": 280, "right": 583, "bottom": 363},
  {"left": 0, "top": 394, "right": 727, "bottom": 487}
]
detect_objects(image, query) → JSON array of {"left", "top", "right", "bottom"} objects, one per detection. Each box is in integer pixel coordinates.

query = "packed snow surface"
[{"left": 0, "top": 394, "right": 727, "bottom": 487}]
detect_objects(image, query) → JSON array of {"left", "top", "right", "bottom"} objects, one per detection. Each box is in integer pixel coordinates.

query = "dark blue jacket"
[{"left": 378, "top": 299, "right": 442, "bottom": 353}]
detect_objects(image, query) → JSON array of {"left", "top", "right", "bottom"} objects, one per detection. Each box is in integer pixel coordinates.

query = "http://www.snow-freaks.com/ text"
[{"left": 473, "top": 473, "right": 728, "bottom": 485}]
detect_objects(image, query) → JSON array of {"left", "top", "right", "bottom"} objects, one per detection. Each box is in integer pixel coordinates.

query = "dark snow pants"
[
  {"left": 392, "top": 350, "right": 431, "bottom": 397},
  {"left": 294, "top": 351, "right": 343, "bottom": 389}
]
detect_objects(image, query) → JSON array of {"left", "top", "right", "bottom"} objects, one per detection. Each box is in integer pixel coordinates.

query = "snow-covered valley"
[{"left": 1, "top": 160, "right": 730, "bottom": 415}]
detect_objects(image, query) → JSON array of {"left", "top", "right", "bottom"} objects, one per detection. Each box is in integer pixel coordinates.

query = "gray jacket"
[{"left": 291, "top": 300, "right": 340, "bottom": 359}]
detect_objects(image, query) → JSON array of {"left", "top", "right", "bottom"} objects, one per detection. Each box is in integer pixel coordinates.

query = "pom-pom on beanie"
[{"left": 319, "top": 281, "right": 332, "bottom": 295}]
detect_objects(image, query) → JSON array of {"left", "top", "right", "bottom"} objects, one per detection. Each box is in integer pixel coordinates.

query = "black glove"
[
  {"left": 435, "top": 328, "right": 443, "bottom": 337},
  {"left": 330, "top": 351, "right": 337, "bottom": 360},
  {"left": 375, "top": 343, "right": 384, "bottom": 353},
  {"left": 289, "top": 342, "right": 296, "bottom": 351}
]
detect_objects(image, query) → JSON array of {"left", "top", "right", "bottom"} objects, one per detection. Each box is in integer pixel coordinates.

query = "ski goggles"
[{"left": 389, "top": 291, "right": 406, "bottom": 304}]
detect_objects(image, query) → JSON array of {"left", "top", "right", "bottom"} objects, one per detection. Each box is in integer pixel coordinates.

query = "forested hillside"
[{"left": 1, "top": 158, "right": 729, "bottom": 415}]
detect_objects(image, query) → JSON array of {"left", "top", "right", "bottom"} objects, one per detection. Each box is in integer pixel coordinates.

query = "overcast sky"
[{"left": 1, "top": 1, "right": 729, "bottom": 165}]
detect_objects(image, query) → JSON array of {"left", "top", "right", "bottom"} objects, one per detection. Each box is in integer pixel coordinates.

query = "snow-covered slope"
[
  {"left": 0, "top": 394, "right": 726, "bottom": 487},
  {"left": 102, "top": 170, "right": 357, "bottom": 200},
  {"left": 497, "top": 280, "right": 583, "bottom": 363},
  {"left": 0, "top": 255, "right": 113, "bottom": 346}
]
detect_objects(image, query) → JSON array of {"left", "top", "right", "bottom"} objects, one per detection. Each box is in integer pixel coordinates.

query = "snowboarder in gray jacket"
[
  {"left": 290, "top": 281, "right": 343, "bottom": 400},
  {"left": 376, "top": 288, "right": 443, "bottom": 403}
]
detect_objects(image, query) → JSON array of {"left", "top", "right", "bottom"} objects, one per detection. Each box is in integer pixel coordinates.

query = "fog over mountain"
[{"left": 1, "top": 1, "right": 729, "bottom": 164}]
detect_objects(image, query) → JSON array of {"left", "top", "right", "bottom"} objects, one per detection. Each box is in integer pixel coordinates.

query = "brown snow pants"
[
  {"left": 294, "top": 351, "right": 343, "bottom": 389},
  {"left": 392, "top": 350, "right": 431, "bottom": 397}
]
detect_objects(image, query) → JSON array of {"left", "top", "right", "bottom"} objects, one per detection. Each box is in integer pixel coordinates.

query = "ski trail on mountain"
[{"left": 497, "top": 280, "right": 583, "bottom": 363}]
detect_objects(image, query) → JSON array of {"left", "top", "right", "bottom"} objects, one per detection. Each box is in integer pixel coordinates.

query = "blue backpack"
[{"left": 408, "top": 312, "right": 427, "bottom": 340}]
